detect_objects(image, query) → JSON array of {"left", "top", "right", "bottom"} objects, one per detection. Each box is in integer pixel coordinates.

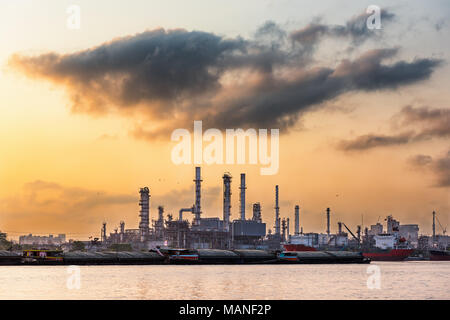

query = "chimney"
[
  {"left": 139, "top": 187, "right": 150, "bottom": 241},
  {"left": 101, "top": 222, "right": 107, "bottom": 243},
  {"left": 294, "top": 205, "right": 300, "bottom": 235},
  {"left": 222, "top": 173, "right": 232, "bottom": 231},
  {"left": 326, "top": 207, "right": 330, "bottom": 236},
  {"left": 158, "top": 206, "right": 164, "bottom": 222},
  {"left": 193, "top": 167, "right": 202, "bottom": 226},
  {"left": 432, "top": 211, "right": 436, "bottom": 242},
  {"left": 239, "top": 173, "right": 246, "bottom": 220},
  {"left": 275, "top": 185, "right": 280, "bottom": 235},
  {"left": 287, "top": 218, "right": 290, "bottom": 238},
  {"left": 119, "top": 221, "right": 125, "bottom": 242}
]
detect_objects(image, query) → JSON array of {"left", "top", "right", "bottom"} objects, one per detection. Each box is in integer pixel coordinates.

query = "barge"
[
  {"left": 429, "top": 249, "right": 450, "bottom": 261},
  {"left": 278, "top": 251, "right": 370, "bottom": 264},
  {"left": 0, "top": 251, "right": 22, "bottom": 265},
  {"left": 0, "top": 248, "right": 370, "bottom": 265}
]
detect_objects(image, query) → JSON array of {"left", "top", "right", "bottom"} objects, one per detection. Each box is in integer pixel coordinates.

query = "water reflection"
[{"left": 0, "top": 262, "right": 448, "bottom": 300}]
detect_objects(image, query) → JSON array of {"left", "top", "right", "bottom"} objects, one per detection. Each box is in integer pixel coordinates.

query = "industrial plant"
[
  {"left": 1, "top": 166, "right": 448, "bottom": 263},
  {"left": 102, "top": 167, "right": 269, "bottom": 250},
  {"left": 92, "top": 166, "right": 449, "bottom": 257}
]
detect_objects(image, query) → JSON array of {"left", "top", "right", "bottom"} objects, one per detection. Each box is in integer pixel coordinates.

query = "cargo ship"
[
  {"left": 429, "top": 249, "right": 450, "bottom": 261},
  {"left": 282, "top": 233, "right": 318, "bottom": 252},
  {"left": 362, "top": 248, "right": 414, "bottom": 261},
  {"left": 362, "top": 233, "right": 413, "bottom": 261},
  {"left": 283, "top": 215, "right": 414, "bottom": 261}
]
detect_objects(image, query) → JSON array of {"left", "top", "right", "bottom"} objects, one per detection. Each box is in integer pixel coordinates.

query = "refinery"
[{"left": 0, "top": 166, "right": 449, "bottom": 264}]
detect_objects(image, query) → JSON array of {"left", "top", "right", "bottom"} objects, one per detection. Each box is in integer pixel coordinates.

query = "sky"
[{"left": 0, "top": 0, "right": 449, "bottom": 240}]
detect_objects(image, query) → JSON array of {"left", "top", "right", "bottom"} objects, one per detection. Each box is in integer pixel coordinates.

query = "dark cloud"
[
  {"left": 397, "top": 105, "right": 450, "bottom": 139},
  {"left": 212, "top": 49, "right": 440, "bottom": 129},
  {"left": 10, "top": 29, "right": 247, "bottom": 115},
  {"left": 339, "top": 132, "right": 413, "bottom": 151},
  {"left": 290, "top": 10, "right": 396, "bottom": 46},
  {"left": 10, "top": 10, "right": 442, "bottom": 138},
  {"left": 408, "top": 150, "right": 450, "bottom": 188},
  {"left": 408, "top": 154, "right": 433, "bottom": 166},
  {"left": 433, "top": 151, "right": 450, "bottom": 187},
  {"left": 339, "top": 106, "right": 450, "bottom": 151}
]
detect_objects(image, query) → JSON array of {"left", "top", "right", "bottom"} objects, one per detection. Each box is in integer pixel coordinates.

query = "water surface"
[{"left": 0, "top": 261, "right": 448, "bottom": 299}]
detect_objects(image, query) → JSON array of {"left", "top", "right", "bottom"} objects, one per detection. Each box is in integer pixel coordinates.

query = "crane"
[
  {"left": 342, "top": 223, "right": 360, "bottom": 243},
  {"left": 436, "top": 215, "right": 447, "bottom": 235}
]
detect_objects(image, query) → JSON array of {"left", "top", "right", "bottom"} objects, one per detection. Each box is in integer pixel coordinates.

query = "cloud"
[
  {"left": 397, "top": 105, "right": 450, "bottom": 139},
  {"left": 339, "top": 132, "right": 413, "bottom": 151},
  {"left": 408, "top": 150, "right": 450, "bottom": 188},
  {"left": 339, "top": 106, "right": 450, "bottom": 151},
  {"left": 0, "top": 180, "right": 224, "bottom": 235},
  {"left": 407, "top": 154, "right": 433, "bottom": 166},
  {"left": 20, "top": 180, "right": 136, "bottom": 211},
  {"left": 0, "top": 181, "right": 137, "bottom": 234},
  {"left": 10, "top": 10, "right": 441, "bottom": 139},
  {"left": 291, "top": 9, "right": 396, "bottom": 46},
  {"left": 10, "top": 29, "right": 247, "bottom": 115},
  {"left": 433, "top": 151, "right": 450, "bottom": 187}
]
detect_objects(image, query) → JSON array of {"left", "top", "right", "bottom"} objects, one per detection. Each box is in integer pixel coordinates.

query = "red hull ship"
[
  {"left": 362, "top": 249, "right": 413, "bottom": 261},
  {"left": 284, "top": 245, "right": 413, "bottom": 261},
  {"left": 429, "top": 250, "right": 450, "bottom": 261},
  {"left": 283, "top": 244, "right": 317, "bottom": 252}
]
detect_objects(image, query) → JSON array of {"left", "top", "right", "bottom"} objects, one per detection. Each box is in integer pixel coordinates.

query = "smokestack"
[
  {"left": 193, "top": 167, "right": 202, "bottom": 226},
  {"left": 139, "top": 187, "right": 150, "bottom": 241},
  {"left": 158, "top": 206, "right": 164, "bottom": 222},
  {"left": 432, "top": 211, "right": 436, "bottom": 242},
  {"left": 240, "top": 173, "right": 246, "bottom": 220},
  {"left": 281, "top": 218, "right": 286, "bottom": 242},
  {"left": 294, "top": 205, "right": 300, "bottom": 235},
  {"left": 338, "top": 222, "right": 342, "bottom": 235},
  {"left": 287, "top": 218, "right": 290, "bottom": 238},
  {"left": 278, "top": 217, "right": 281, "bottom": 236},
  {"left": 119, "top": 221, "right": 125, "bottom": 242},
  {"left": 275, "top": 185, "right": 280, "bottom": 235},
  {"left": 326, "top": 207, "right": 330, "bottom": 236},
  {"left": 101, "top": 222, "right": 107, "bottom": 243},
  {"left": 223, "top": 173, "right": 232, "bottom": 230}
]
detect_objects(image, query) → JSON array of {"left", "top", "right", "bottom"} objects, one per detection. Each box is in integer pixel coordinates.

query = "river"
[{"left": 0, "top": 261, "right": 448, "bottom": 299}]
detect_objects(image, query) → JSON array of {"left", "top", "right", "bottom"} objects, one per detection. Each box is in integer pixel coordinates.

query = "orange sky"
[{"left": 0, "top": 1, "right": 448, "bottom": 240}]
